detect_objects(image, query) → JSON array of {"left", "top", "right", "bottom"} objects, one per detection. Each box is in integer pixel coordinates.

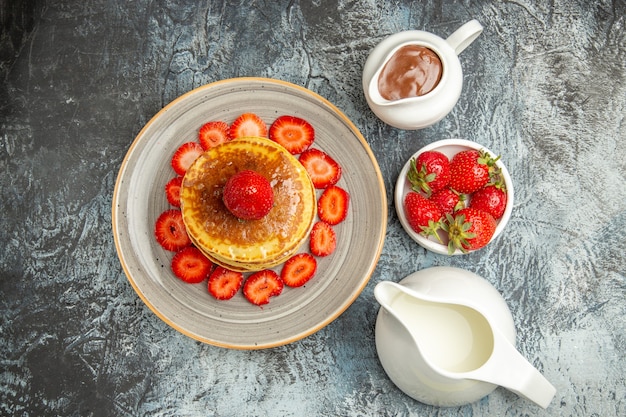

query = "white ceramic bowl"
[{"left": 395, "top": 139, "right": 513, "bottom": 255}]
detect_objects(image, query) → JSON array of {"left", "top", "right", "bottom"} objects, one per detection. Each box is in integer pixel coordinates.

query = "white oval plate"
[{"left": 112, "top": 78, "right": 387, "bottom": 349}]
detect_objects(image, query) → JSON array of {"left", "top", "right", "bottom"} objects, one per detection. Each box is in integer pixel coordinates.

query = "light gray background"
[{"left": 1, "top": 1, "right": 625, "bottom": 416}]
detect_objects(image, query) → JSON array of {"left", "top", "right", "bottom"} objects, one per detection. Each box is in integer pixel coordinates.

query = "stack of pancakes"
[{"left": 180, "top": 136, "right": 316, "bottom": 272}]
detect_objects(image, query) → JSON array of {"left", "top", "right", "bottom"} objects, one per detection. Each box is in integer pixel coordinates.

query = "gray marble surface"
[{"left": 1, "top": 0, "right": 625, "bottom": 416}]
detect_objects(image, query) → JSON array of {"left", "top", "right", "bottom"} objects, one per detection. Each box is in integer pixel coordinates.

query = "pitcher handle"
[{"left": 446, "top": 19, "right": 483, "bottom": 55}]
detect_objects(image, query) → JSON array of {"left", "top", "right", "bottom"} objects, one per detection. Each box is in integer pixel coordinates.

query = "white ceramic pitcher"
[
  {"left": 363, "top": 20, "right": 483, "bottom": 129},
  {"left": 374, "top": 267, "right": 556, "bottom": 408}
]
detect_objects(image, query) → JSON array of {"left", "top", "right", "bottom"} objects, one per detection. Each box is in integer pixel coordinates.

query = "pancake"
[{"left": 180, "top": 136, "right": 316, "bottom": 272}]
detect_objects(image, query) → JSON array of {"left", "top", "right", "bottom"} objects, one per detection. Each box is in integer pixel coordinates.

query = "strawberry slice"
[
  {"left": 229, "top": 113, "right": 268, "bottom": 139},
  {"left": 298, "top": 148, "right": 342, "bottom": 189},
  {"left": 269, "top": 115, "right": 315, "bottom": 154},
  {"left": 317, "top": 185, "right": 350, "bottom": 225},
  {"left": 171, "top": 142, "right": 204, "bottom": 176},
  {"left": 208, "top": 266, "right": 244, "bottom": 300},
  {"left": 171, "top": 246, "right": 212, "bottom": 283},
  {"left": 309, "top": 221, "right": 337, "bottom": 257},
  {"left": 165, "top": 176, "right": 183, "bottom": 207},
  {"left": 281, "top": 253, "right": 317, "bottom": 287},
  {"left": 198, "top": 120, "right": 231, "bottom": 150},
  {"left": 154, "top": 209, "right": 191, "bottom": 251},
  {"left": 243, "top": 270, "right": 284, "bottom": 306}
]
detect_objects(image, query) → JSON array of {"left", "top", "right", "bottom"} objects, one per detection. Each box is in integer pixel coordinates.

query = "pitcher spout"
[
  {"left": 457, "top": 324, "right": 556, "bottom": 409},
  {"left": 374, "top": 281, "right": 405, "bottom": 310}
]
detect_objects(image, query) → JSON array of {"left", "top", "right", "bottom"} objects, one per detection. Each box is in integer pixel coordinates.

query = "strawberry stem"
[
  {"left": 478, "top": 149, "right": 506, "bottom": 188},
  {"left": 419, "top": 219, "right": 444, "bottom": 244},
  {"left": 407, "top": 158, "right": 435, "bottom": 196},
  {"left": 441, "top": 213, "right": 475, "bottom": 255}
]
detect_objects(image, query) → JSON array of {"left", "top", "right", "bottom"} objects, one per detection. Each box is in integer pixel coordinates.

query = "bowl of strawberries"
[{"left": 395, "top": 138, "right": 513, "bottom": 255}]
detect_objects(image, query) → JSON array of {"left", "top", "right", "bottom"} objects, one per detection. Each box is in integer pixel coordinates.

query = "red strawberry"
[
  {"left": 171, "top": 246, "right": 212, "bottom": 283},
  {"left": 269, "top": 115, "right": 315, "bottom": 154},
  {"left": 222, "top": 170, "right": 274, "bottom": 220},
  {"left": 229, "top": 113, "right": 268, "bottom": 139},
  {"left": 243, "top": 270, "right": 284, "bottom": 306},
  {"left": 408, "top": 151, "right": 450, "bottom": 196},
  {"left": 430, "top": 187, "right": 464, "bottom": 216},
  {"left": 309, "top": 221, "right": 337, "bottom": 257},
  {"left": 155, "top": 209, "right": 191, "bottom": 251},
  {"left": 442, "top": 207, "right": 497, "bottom": 254},
  {"left": 165, "top": 176, "right": 183, "bottom": 207},
  {"left": 299, "top": 148, "right": 342, "bottom": 189},
  {"left": 449, "top": 149, "right": 500, "bottom": 194},
  {"left": 208, "top": 266, "right": 244, "bottom": 300},
  {"left": 198, "top": 120, "right": 230, "bottom": 150},
  {"left": 403, "top": 191, "right": 443, "bottom": 241},
  {"left": 317, "top": 185, "right": 349, "bottom": 225},
  {"left": 469, "top": 185, "right": 507, "bottom": 219},
  {"left": 281, "top": 253, "right": 317, "bottom": 287},
  {"left": 171, "top": 142, "right": 204, "bottom": 176}
]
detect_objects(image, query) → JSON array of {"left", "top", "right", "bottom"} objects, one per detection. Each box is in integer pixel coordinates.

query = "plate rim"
[{"left": 112, "top": 77, "right": 387, "bottom": 349}]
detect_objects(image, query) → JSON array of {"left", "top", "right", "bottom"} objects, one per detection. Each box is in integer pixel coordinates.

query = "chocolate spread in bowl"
[{"left": 377, "top": 45, "right": 443, "bottom": 100}]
